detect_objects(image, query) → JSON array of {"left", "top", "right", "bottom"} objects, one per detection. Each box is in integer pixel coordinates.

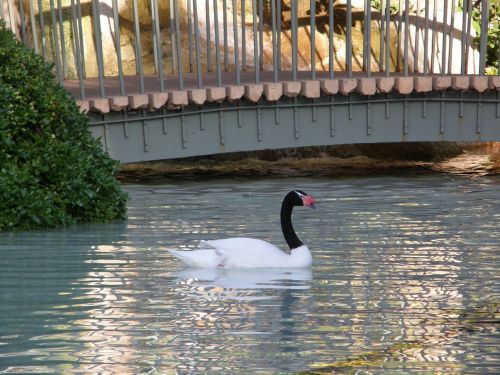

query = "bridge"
[{"left": 1, "top": 0, "right": 499, "bottom": 163}]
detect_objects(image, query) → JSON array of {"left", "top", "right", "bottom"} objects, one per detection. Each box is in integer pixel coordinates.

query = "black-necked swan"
[{"left": 168, "top": 190, "right": 316, "bottom": 268}]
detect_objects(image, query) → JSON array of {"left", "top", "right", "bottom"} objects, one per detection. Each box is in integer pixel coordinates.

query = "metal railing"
[{"left": 1, "top": 0, "right": 498, "bottom": 100}]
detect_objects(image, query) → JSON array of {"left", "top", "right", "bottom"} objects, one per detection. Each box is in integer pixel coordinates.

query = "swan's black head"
[{"left": 286, "top": 190, "right": 316, "bottom": 209}]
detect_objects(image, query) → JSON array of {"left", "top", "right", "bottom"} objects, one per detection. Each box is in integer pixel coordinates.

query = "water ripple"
[{"left": 0, "top": 175, "right": 499, "bottom": 373}]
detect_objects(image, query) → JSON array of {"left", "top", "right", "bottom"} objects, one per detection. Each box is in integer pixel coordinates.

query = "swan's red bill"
[{"left": 302, "top": 195, "right": 317, "bottom": 209}]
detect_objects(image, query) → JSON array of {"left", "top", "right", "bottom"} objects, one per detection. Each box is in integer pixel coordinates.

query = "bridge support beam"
[{"left": 88, "top": 91, "right": 500, "bottom": 163}]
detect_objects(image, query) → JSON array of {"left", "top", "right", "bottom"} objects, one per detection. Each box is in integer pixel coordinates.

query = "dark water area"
[{"left": 1, "top": 175, "right": 499, "bottom": 373}]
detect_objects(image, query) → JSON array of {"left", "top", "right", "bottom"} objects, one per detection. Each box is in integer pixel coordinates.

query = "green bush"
[{"left": 0, "top": 23, "right": 127, "bottom": 230}]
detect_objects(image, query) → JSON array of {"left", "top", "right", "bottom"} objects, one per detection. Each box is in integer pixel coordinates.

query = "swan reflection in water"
[
  {"left": 173, "top": 267, "right": 313, "bottom": 293},
  {"left": 169, "top": 267, "right": 314, "bottom": 372}
]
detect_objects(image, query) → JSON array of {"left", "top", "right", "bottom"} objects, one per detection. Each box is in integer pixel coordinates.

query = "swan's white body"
[{"left": 168, "top": 238, "right": 312, "bottom": 268}]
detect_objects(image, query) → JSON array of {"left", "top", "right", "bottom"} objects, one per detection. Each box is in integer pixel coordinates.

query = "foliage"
[
  {"left": 469, "top": 1, "right": 500, "bottom": 75},
  {"left": 0, "top": 22, "right": 127, "bottom": 231}
]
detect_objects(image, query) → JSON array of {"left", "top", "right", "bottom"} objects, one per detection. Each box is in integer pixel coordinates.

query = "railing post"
[
  {"left": 346, "top": 0, "right": 352, "bottom": 77},
  {"left": 385, "top": 0, "right": 390, "bottom": 76},
  {"left": 232, "top": 0, "right": 240, "bottom": 85},
  {"left": 213, "top": 0, "right": 222, "bottom": 86},
  {"left": 271, "top": 0, "right": 278, "bottom": 82},
  {"left": 329, "top": 0, "right": 334, "bottom": 78},
  {"left": 92, "top": 0, "right": 106, "bottom": 97},
  {"left": 479, "top": 0, "right": 490, "bottom": 75},
  {"left": 193, "top": 0, "right": 202, "bottom": 88},
  {"left": 252, "top": 0, "right": 260, "bottom": 83},
  {"left": 310, "top": 0, "right": 315, "bottom": 80},
  {"left": 441, "top": 0, "right": 448, "bottom": 75},
  {"left": 112, "top": 0, "right": 126, "bottom": 95},
  {"left": 70, "top": 0, "right": 85, "bottom": 99},
  {"left": 291, "top": 0, "right": 297, "bottom": 81},
  {"left": 366, "top": 0, "right": 371, "bottom": 76}
]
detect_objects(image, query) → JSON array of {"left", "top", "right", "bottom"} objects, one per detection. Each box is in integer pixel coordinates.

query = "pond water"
[{"left": 1, "top": 175, "right": 499, "bottom": 374}]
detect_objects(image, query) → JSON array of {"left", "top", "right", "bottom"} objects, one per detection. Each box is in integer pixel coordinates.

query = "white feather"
[{"left": 168, "top": 238, "right": 312, "bottom": 269}]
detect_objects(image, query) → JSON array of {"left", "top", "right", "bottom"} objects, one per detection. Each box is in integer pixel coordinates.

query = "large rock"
[{"left": 14, "top": 0, "right": 480, "bottom": 82}]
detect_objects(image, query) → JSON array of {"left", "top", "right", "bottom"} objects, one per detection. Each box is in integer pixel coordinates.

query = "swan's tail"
[{"left": 167, "top": 248, "right": 219, "bottom": 268}]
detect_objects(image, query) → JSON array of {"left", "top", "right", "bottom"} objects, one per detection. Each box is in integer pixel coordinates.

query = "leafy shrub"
[{"left": 0, "top": 22, "right": 127, "bottom": 230}]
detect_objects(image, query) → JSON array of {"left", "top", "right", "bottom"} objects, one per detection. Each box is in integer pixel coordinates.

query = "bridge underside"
[{"left": 89, "top": 91, "right": 500, "bottom": 163}]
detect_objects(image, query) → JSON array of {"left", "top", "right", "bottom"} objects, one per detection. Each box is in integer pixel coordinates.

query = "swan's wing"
[
  {"left": 168, "top": 249, "right": 221, "bottom": 268},
  {"left": 205, "top": 238, "right": 282, "bottom": 253},
  {"left": 205, "top": 238, "right": 291, "bottom": 268}
]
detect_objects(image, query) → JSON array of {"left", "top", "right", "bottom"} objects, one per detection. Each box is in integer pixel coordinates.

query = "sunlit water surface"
[{"left": 1, "top": 175, "right": 499, "bottom": 374}]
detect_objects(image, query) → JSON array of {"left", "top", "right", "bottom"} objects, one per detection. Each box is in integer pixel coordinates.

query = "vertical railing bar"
[
  {"left": 57, "top": 0, "right": 67, "bottom": 77},
  {"left": 441, "top": 0, "right": 448, "bottom": 75},
  {"left": 430, "top": 0, "right": 437, "bottom": 73},
  {"left": 187, "top": 0, "right": 194, "bottom": 72},
  {"left": 132, "top": 0, "right": 144, "bottom": 93},
  {"left": 186, "top": 0, "right": 193, "bottom": 73},
  {"left": 193, "top": 0, "right": 203, "bottom": 88},
  {"left": 252, "top": 0, "right": 259, "bottom": 83},
  {"left": 396, "top": 0, "right": 402, "bottom": 72},
  {"left": 92, "top": 0, "right": 106, "bottom": 97},
  {"left": 112, "top": 0, "right": 126, "bottom": 96},
  {"left": 37, "top": 0, "right": 48, "bottom": 62},
  {"left": 347, "top": 0, "right": 352, "bottom": 77},
  {"left": 173, "top": 0, "right": 184, "bottom": 89},
  {"left": 28, "top": 0, "right": 39, "bottom": 54},
  {"left": 277, "top": 0, "right": 282, "bottom": 72},
  {"left": 258, "top": 0, "right": 263, "bottom": 70},
  {"left": 18, "top": 0, "right": 28, "bottom": 44},
  {"left": 403, "top": 0, "right": 409, "bottom": 76},
  {"left": 310, "top": 0, "right": 315, "bottom": 80},
  {"left": 232, "top": 0, "right": 240, "bottom": 85},
  {"left": 76, "top": 0, "right": 85, "bottom": 77},
  {"left": 70, "top": 0, "right": 85, "bottom": 99},
  {"left": 464, "top": 0, "right": 472, "bottom": 73},
  {"left": 223, "top": 0, "right": 228, "bottom": 71},
  {"left": 153, "top": 0, "right": 165, "bottom": 91},
  {"left": 363, "top": 0, "right": 367, "bottom": 72},
  {"left": 460, "top": 0, "right": 468, "bottom": 74},
  {"left": 414, "top": 0, "right": 420, "bottom": 73},
  {"left": 478, "top": 0, "right": 489, "bottom": 75},
  {"left": 329, "top": 0, "right": 334, "bottom": 78},
  {"left": 205, "top": 0, "right": 211, "bottom": 72},
  {"left": 447, "top": 0, "right": 455, "bottom": 74},
  {"left": 423, "top": 0, "right": 429, "bottom": 75},
  {"left": 385, "top": 0, "right": 390, "bottom": 76},
  {"left": 291, "top": 0, "right": 297, "bottom": 81},
  {"left": 49, "top": 0, "right": 63, "bottom": 84},
  {"left": 170, "top": 0, "right": 178, "bottom": 73},
  {"left": 271, "top": 0, "right": 277, "bottom": 82},
  {"left": 379, "top": 0, "right": 385, "bottom": 72},
  {"left": 213, "top": 0, "right": 222, "bottom": 86},
  {"left": 242, "top": 0, "right": 246, "bottom": 69},
  {"left": 366, "top": 0, "right": 371, "bottom": 77},
  {"left": 0, "top": 0, "right": 4, "bottom": 19}
]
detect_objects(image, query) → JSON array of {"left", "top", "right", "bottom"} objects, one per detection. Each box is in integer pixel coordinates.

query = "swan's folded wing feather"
[{"left": 168, "top": 249, "right": 221, "bottom": 268}]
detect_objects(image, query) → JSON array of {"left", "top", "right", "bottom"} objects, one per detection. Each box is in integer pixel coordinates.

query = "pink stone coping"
[
  {"left": 357, "top": 78, "right": 377, "bottom": 96},
  {"left": 339, "top": 78, "right": 357, "bottom": 95},
  {"left": 376, "top": 77, "right": 395, "bottom": 93},
  {"left": 75, "top": 75, "right": 499, "bottom": 114},
  {"left": 264, "top": 83, "right": 283, "bottom": 101},
  {"left": 395, "top": 77, "right": 413, "bottom": 94},
  {"left": 414, "top": 77, "right": 432, "bottom": 92},
  {"left": 300, "top": 80, "right": 320, "bottom": 98},
  {"left": 244, "top": 84, "right": 264, "bottom": 102}
]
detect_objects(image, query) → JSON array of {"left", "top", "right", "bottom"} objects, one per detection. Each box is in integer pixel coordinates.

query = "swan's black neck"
[{"left": 281, "top": 198, "right": 303, "bottom": 250}]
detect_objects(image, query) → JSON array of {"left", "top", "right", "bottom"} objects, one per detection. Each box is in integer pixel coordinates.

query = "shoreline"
[{"left": 118, "top": 152, "right": 499, "bottom": 182}]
